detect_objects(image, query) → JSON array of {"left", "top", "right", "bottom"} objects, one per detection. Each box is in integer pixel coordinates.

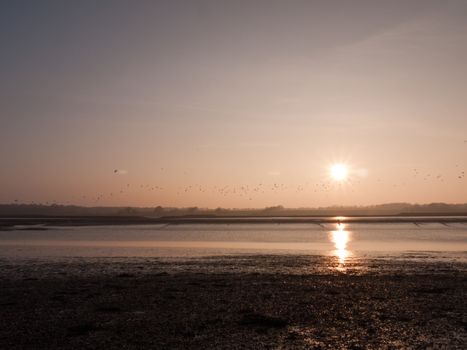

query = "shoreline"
[{"left": 2, "top": 214, "right": 467, "bottom": 231}]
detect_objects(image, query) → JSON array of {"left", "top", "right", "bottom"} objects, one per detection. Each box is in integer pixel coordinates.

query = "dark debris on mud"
[{"left": 0, "top": 256, "right": 466, "bottom": 349}]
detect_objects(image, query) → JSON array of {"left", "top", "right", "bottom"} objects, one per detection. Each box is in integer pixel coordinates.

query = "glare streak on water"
[{"left": 0, "top": 222, "right": 466, "bottom": 262}]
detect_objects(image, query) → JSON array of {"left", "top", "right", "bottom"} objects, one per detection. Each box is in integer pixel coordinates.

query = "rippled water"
[{"left": 1, "top": 222, "right": 466, "bottom": 263}]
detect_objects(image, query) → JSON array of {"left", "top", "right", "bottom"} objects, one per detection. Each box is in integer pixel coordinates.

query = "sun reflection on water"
[{"left": 329, "top": 223, "right": 352, "bottom": 270}]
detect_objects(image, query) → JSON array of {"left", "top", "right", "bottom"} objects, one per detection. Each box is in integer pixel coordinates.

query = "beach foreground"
[{"left": 0, "top": 255, "right": 466, "bottom": 349}]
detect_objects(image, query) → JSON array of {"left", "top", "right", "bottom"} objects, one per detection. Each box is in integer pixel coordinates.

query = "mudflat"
[{"left": 0, "top": 255, "right": 466, "bottom": 349}]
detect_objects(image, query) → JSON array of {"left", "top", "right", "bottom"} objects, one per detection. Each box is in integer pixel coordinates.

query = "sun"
[{"left": 330, "top": 163, "right": 348, "bottom": 181}]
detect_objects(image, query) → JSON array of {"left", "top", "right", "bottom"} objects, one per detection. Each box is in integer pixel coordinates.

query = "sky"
[{"left": 1, "top": 0, "right": 467, "bottom": 208}]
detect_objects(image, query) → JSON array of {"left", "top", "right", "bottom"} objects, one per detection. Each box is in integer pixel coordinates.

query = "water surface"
[{"left": 1, "top": 222, "right": 466, "bottom": 264}]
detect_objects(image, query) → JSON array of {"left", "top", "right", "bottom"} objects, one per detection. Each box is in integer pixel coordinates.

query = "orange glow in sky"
[{"left": 1, "top": 2, "right": 466, "bottom": 207}]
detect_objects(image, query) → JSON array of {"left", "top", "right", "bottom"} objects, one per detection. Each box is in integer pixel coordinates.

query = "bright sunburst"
[{"left": 330, "top": 163, "right": 348, "bottom": 181}]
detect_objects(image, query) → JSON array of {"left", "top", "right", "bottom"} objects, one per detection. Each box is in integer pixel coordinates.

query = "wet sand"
[{"left": 0, "top": 255, "right": 466, "bottom": 349}]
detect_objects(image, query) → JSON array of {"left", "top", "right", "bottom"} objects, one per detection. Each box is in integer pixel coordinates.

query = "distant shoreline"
[{"left": 1, "top": 214, "right": 467, "bottom": 230}]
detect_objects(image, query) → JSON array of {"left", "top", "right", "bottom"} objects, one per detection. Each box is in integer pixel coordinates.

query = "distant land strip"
[{"left": 1, "top": 214, "right": 467, "bottom": 230}]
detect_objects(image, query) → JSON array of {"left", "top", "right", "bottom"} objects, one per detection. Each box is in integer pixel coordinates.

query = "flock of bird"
[
  {"left": 68, "top": 164, "right": 466, "bottom": 204},
  {"left": 11, "top": 164, "right": 467, "bottom": 206},
  {"left": 11, "top": 141, "right": 467, "bottom": 205},
  {"left": 12, "top": 164, "right": 466, "bottom": 206}
]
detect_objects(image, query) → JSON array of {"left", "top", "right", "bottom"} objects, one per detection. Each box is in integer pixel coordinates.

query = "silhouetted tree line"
[{"left": 1, "top": 202, "right": 467, "bottom": 217}]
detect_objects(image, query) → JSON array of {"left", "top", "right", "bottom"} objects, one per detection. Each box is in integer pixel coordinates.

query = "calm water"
[{"left": 0, "top": 222, "right": 466, "bottom": 262}]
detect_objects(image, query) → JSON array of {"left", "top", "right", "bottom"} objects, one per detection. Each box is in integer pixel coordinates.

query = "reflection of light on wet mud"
[{"left": 329, "top": 223, "right": 351, "bottom": 270}]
